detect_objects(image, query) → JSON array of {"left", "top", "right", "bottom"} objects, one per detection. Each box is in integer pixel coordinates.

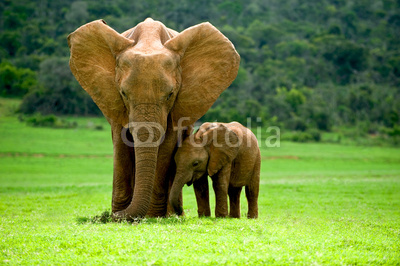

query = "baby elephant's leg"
[
  {"left": 245, "top": 184, "right": 259, "bottom": 218},
  {"left": 228, "top": 186, "right": 242, "bottom": 218},
  {"left": 193, "top": 176, "right": 211, "bottom": 217},
  {"left": 246, "top": 161, "right": 260, "bottom": 219},
  {"left": 212, "top": 177, "right": 229, "bottom": 218}
]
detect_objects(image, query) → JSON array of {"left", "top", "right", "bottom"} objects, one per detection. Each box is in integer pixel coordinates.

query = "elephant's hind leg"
[
  {"left": 228, "top": 186, "right": 242, "bottom": 218},
  {"left": 245, "top": 184, "right": 259, "bottom": 219},
  {"left": 246, "top": 156, "right": 260, "bottom": 219}
]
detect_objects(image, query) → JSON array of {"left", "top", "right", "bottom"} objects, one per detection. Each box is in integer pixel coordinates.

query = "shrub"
[
  {"left": 285, "top": 129, "right": 321, "bottom": 142},
  {"left": 291, "top": 132, "right": 313, "bottom": 142},
  {"left": 20, "top": 113, "right": 77, "bottom": 129},
  {"left": 313, "top": 111, "right": 332, "bottom": 131},
  {"left": 0, "top": 61, "right": 37, "bottom": 97},
  {"left": 381, "top": 125, "right": 400, "bottom": 145},
  {"left": 307, "top": 128, "right": 322, "bottom": 142},
  {"left": 286, "top": 116, "right": 308, "bottom": 132}
]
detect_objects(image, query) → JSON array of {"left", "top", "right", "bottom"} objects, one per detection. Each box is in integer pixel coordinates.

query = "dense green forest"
[{"left": 1, "top": 0, "right": 399, "bottom": 138}]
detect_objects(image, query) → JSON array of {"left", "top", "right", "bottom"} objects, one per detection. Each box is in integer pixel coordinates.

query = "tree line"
[{"left": 1, "top": 0, "right": 399, "bottom": 136}]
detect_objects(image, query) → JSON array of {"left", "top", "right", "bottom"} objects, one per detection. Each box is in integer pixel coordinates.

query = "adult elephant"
[{"left": 68, "top": 18, "right": 240, "bottom": 220}]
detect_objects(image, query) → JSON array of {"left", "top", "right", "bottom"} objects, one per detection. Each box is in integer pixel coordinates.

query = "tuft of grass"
[
  {"left": 77, "top": 210, "right": 113, "bottom": 224},
  {"left": 77, "top": 210, "right": 194, "bottom": 225}
]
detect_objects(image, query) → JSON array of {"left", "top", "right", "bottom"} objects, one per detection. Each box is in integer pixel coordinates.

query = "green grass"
[{"left": 1, "top": 101, "right": 399, "bottom": 264}]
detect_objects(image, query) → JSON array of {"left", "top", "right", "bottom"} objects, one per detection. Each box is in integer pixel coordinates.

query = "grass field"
[{"left": 1, "top": 99, "right": 400, "bottom": 265}]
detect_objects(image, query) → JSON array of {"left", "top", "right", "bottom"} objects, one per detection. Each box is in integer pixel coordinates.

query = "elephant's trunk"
[
  {"left": 169, "top": 172, "right": 188, "bottom": 215},
  {"left": 122, "top": 113, "right": 164, "bottom": 220},
  {"left": 124, "top": 145, "right": 158, "bottom": 219}
]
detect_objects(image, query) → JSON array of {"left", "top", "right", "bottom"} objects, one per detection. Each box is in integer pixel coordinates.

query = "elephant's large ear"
[
  {"left": 200, "top": 124, "right": 239, "bottom": 176},
  {"left": 164, "top": 23, "right": 240, "bottom": 128},
  {"left": 68, "top": 20, "right": 134, "bottom": 125}
]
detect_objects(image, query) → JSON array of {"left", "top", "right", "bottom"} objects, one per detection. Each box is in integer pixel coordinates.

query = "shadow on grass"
[{"left": 76, "top": 210, "right": 220, "bottom": 225}]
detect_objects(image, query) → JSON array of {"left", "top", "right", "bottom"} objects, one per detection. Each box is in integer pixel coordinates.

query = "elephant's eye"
[
  {"left": 121, "top": 91, "right": 127, "bottom": 98},
  {"left": 166, "top": 91, "right": 173, "bottom": 101},
  {"left": 192, "top": 161, "right": 199, "bottom": 167}
]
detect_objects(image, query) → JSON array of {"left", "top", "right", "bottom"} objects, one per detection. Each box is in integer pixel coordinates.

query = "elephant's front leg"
[
  {"left": 147, "top": 120, "right": 178, "bottom": 217},
  {"left": 111, "top": 124, "right": 135, "bottom": 213},
  {"left": 193, "top": 174, "right": 211, "bottom": 217},
  {"left": 212, "top": 167, "right": 231, "bottom": 218},
  {"left": 228, "top": 186, "right": 242, "bottom": 218}
]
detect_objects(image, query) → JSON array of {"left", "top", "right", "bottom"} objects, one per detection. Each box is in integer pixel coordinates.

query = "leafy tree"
[
  {"left": 248, "top": 20, "right": 284, "bottom": 48},
  {"left": 20, "top": 57, "right": 100, "bottom": 115},
  {"left": 276, "top": 86, "right": 306, "bottom": 114},
  {"left": 0, "top": 61, "right": 37, "bottom": 97},
  {"left": 0, "top": 31, "right": 21, "bottom": 57},
  {"left": 315, "top": 35, "right": 368, "bottom": 84}
]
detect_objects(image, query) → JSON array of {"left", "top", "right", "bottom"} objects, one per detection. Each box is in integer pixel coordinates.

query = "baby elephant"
[{"left": 169, "top": 122, "right": 260, "bottom": 218}]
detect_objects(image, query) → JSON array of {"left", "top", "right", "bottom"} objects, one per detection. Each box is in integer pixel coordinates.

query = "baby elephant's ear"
[
  {"left": 202, "top": 124, "right": 240, "bottom": 176},
  {"left": 194, "top": 122, "right": 218, "bottom": 140}
]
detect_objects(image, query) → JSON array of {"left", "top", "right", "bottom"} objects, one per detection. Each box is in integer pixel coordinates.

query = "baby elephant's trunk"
[{"left": 169, "top": 176, "right": 185, "bottom": 215}]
